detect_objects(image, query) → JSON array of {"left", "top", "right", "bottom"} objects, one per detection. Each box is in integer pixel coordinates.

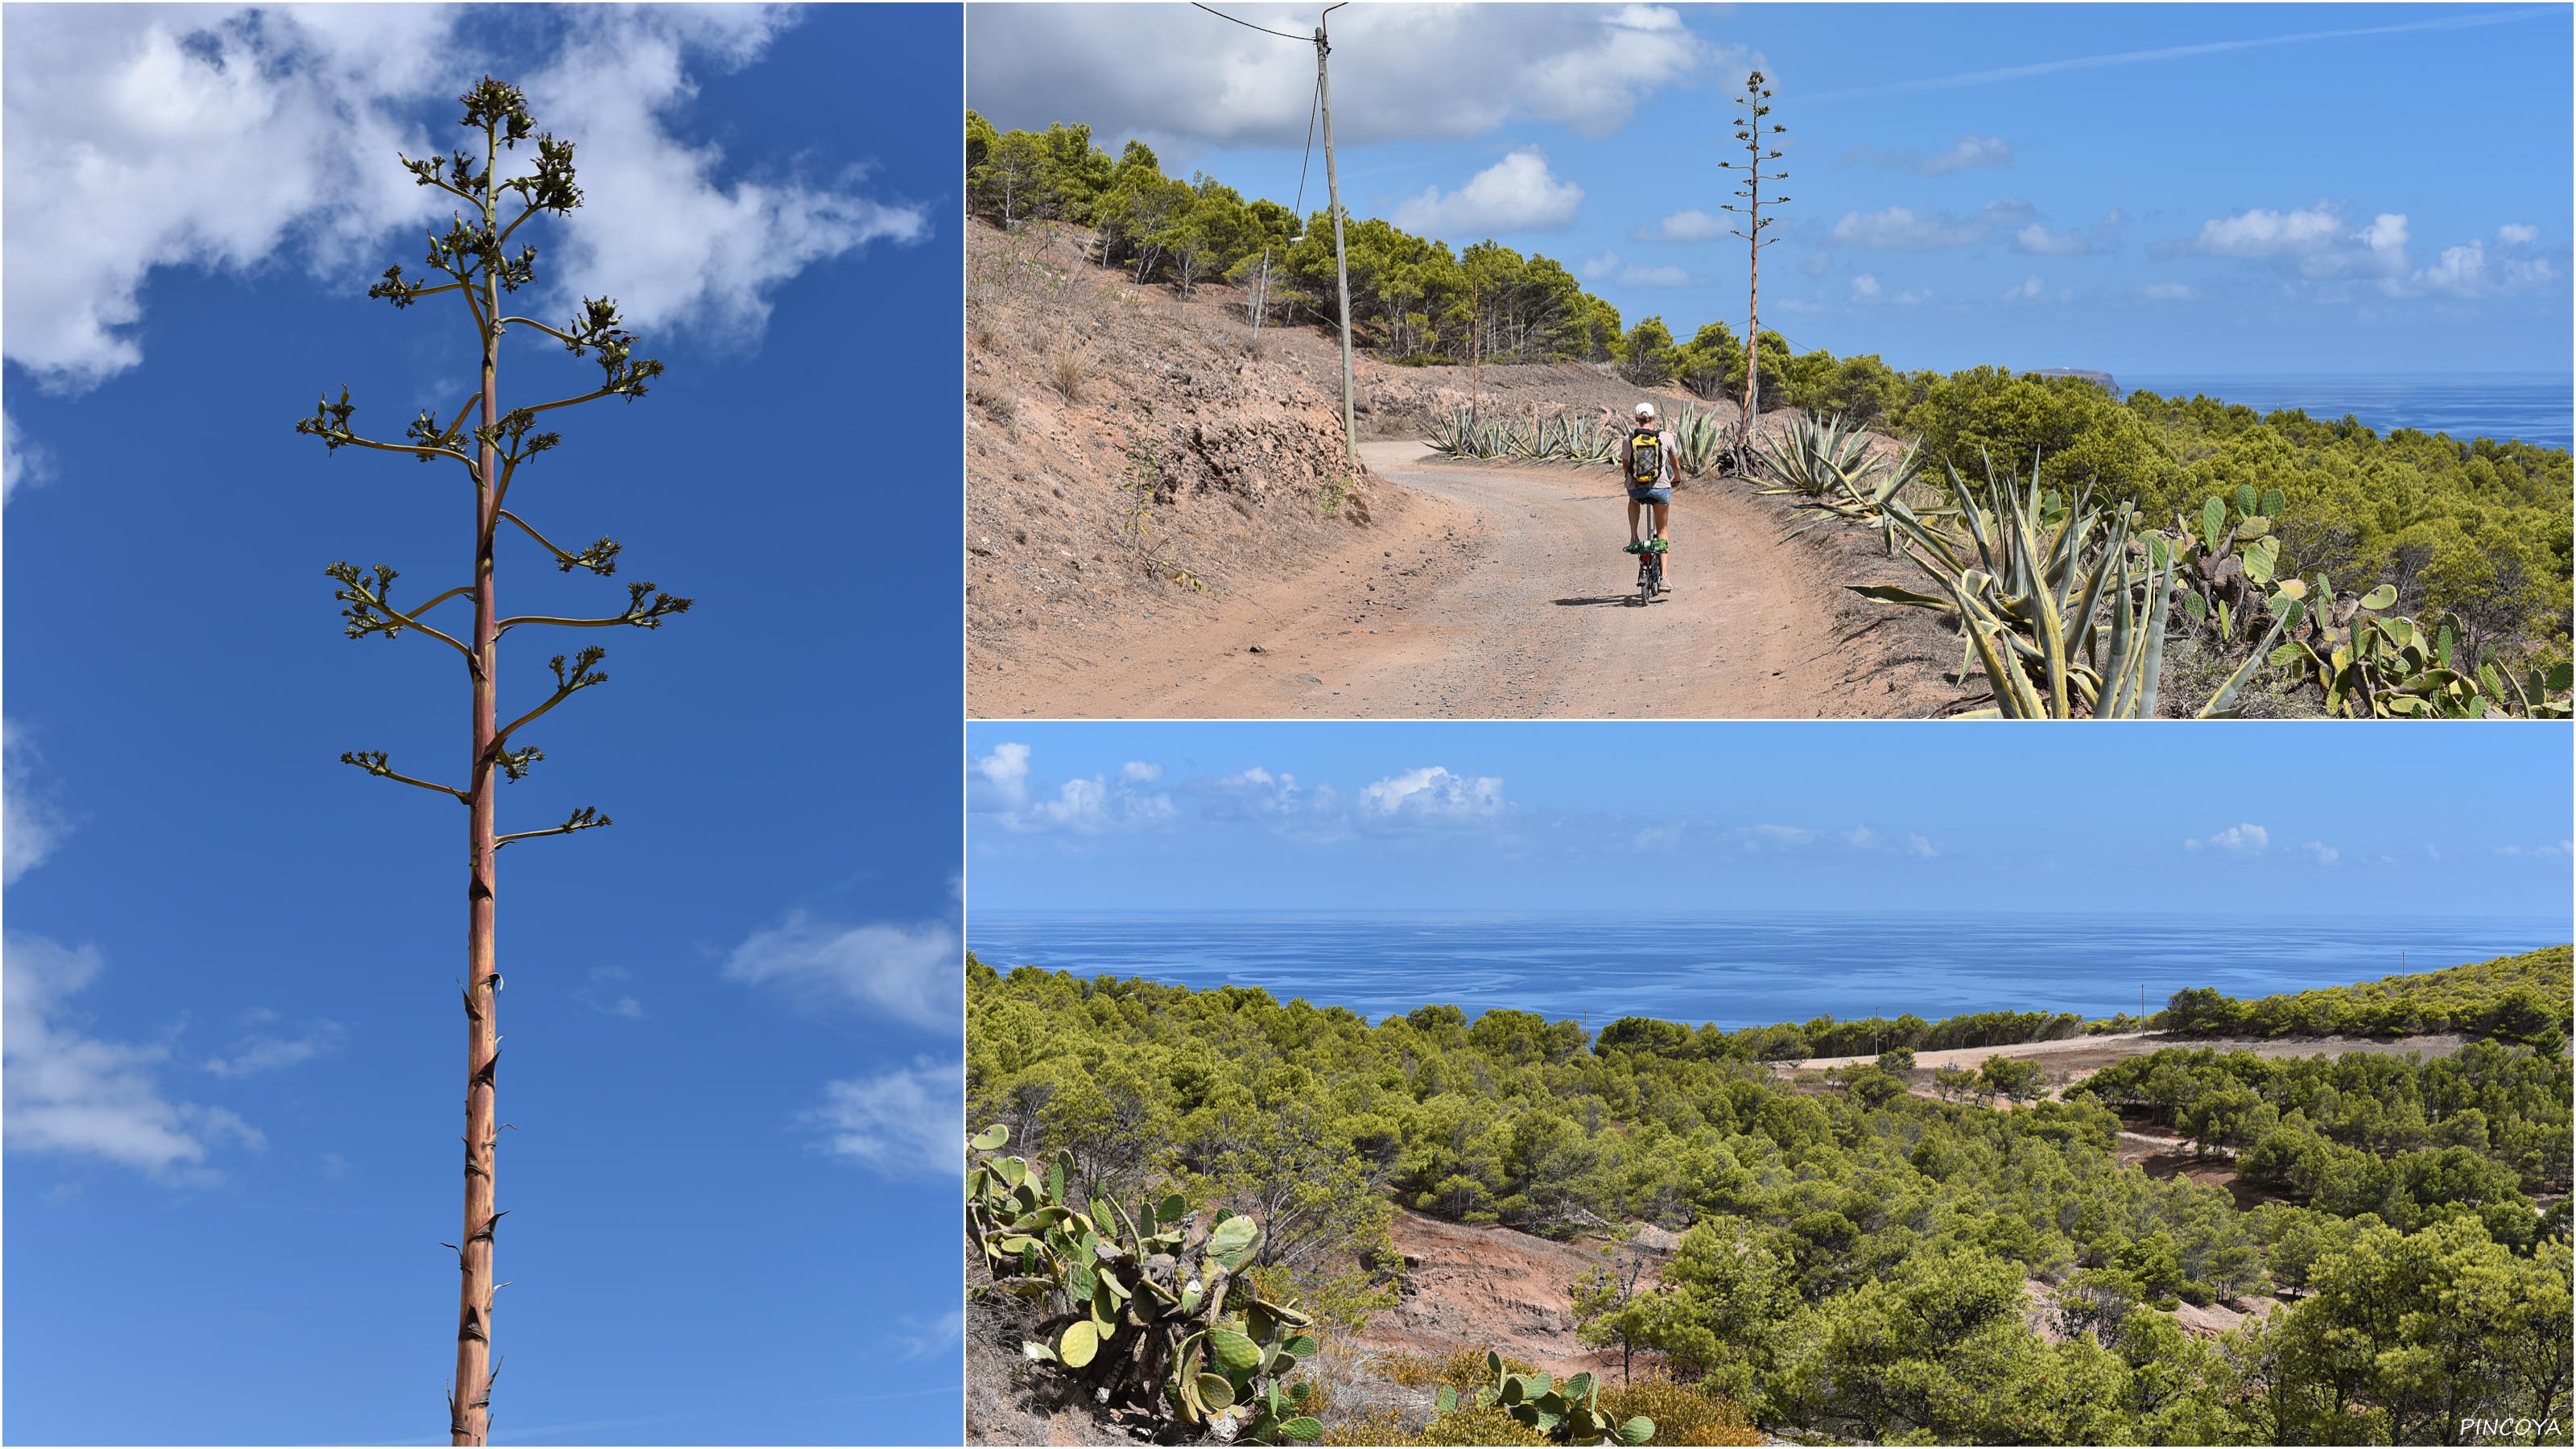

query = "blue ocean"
[
  {"left": 967, "top": 911, "right": 2571, "bottom": 1029},
  {"left": 2119, "top": 374, "right": 2572, "bottom": 452}
]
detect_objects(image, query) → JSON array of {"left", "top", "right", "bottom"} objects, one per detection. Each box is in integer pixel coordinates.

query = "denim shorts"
[{"left": 1628, "top": 486, "right": 1672, "bottom": 506}]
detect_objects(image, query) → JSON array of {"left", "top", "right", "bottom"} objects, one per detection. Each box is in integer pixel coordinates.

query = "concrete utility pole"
[{"left": 1315, "top": 2, "right": 1357, "bottom": 471}]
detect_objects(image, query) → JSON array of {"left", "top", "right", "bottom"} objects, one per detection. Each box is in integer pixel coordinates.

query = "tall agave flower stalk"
[
  {"left": 1856, "top": 452, "right": 2280, "bottom": 718},
  {"left": 294, "top": 78, "right": 690, "bottom": 1443}
]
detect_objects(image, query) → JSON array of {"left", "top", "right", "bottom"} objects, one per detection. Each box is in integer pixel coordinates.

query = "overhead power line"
[{"left": 1190, "top": 3, "right": 1307, "bottom": 42}]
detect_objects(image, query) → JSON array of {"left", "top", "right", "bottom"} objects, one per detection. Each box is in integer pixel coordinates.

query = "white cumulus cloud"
[
  {"left": 2405, "top": 239, "right": 2556, "bottom": 299},
  {"left": 1, "top": 6, "right": 922, "bottom": 393},
  {"left": 972, "top": 741, "right": 1032, "bottom": 810},
  {"left": 2160, "top": 202, "right": 2409, "bottom": 279},
  {"left": 2497, "top": 222, "right": 2540, "bottom": 245},
  {"left": 1359, "top": 766, "right": 1505, "bottom": 820},
  {"left": 2185, "top": 823, "right": 2269, "bottom": 854},
  {"left": 1391, "top": 149, "right": 1585, "bottom": 235},
  {"left": 967, "top": 3, "right": 1724, "bottom": 148}
]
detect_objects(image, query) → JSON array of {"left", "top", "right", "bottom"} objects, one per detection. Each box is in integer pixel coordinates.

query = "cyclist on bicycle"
[{"left": 1621, "top": 401, "right": 1674, "bottom": 593}]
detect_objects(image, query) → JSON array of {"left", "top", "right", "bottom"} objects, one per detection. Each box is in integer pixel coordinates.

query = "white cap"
[{"left": 1634, "top": 402, "right": 1657, "bottom": 419}]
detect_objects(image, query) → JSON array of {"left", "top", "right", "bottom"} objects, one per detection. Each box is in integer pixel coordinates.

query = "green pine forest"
[
  {"left": 965, "top": 114, "right": 2573, "bottom": 670},
  {"left": 968, "top": 946, "right": 2574, "bottom": 1444}
]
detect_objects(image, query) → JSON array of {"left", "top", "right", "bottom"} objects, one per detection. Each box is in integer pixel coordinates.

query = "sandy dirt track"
[
  {"left": 988, "top": 440, "right": 1959, "bottom": 718},
  {"left": 1778, "top": 1030, "right": 2473, "bottom": 1095}
]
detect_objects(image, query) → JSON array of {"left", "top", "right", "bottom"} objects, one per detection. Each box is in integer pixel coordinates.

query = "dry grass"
[
  {"left": 1323, "top": 1403, "right": 1546, "bottom": 1447},
  {"left": 1377, "top": 1346, "right": 1539, "bottom": 1393},
  {"left": 1047, "top": 350, "right": 1084, "bottom": 402},
  {"left": 1597, "top": 1377, "right": 1765, "bottom": 1447},
  {"left": 967, "top": 384, "right": 1015, "bottom": 427}
]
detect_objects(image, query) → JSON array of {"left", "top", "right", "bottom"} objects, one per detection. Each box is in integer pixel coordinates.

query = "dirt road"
[
  {"left": 1778, "top": 1030, "right": 2471, "bottom": 1096},
  {"left": 985, "top": 440, "right": 1957, "bottom": 718}
]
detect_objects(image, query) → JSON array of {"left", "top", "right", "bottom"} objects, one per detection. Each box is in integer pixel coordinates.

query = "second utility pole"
[{"left": 1315, "top": 3, "right": 1357, "bottom": 472}]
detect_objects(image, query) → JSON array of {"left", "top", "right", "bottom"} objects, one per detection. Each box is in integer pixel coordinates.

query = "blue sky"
[
  {"left": 5, "top": 7, "right": 960, "bottom": 1443},
  {"left": 968, "top": 722, "right": 2576, "bottom": 919},
  {"left": 968, "top": 2, "right": 2574, "bottom": 374}
]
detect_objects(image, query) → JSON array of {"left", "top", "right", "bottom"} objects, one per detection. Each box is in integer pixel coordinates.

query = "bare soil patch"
[{"left": 1358, "top": 1209, "right": 1651, "bottom": 1379}]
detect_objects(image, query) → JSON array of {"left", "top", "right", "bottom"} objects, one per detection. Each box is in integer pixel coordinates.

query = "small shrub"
[
  {"left": 1414, "top": 1404, "right": 1550, "bottom": 1446},
  {"left": 1322, "top": 1409, "right": 1425, "bottom": 1447},
  {"left": 1379, "top": 1347, "right": 1543, "bottom": 1395},
  {"left": 2157, "top": 634, "right": 2312, "bottom": 720},
  {"left": 1598, "top": 1379, "right": 1762, "bottom": 1447}
]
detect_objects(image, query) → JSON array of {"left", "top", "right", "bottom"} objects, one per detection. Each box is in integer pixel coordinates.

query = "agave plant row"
[
  {"left": 1852, "top": 454, "right": 2277, "bottom": 718},
  {"left": 1426, "top": 402, "right": 1739, "bottom": 477},
  {"left": 1744, "top": 408, "right": 2574, "bottom": 720}
]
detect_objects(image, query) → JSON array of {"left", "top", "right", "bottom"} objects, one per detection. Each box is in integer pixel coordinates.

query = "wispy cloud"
[
  {"left": 5, "top": 933, "right": 264, "bottom": 1179},
  {"left": 2301, "top": 840, "right": 2341, "bottom": 866},
  {"left": 803, "top": 1056, "right": 962, "bottom": 1179},
  {"left": 1830, "top": 199, "right": 2033, "bottom": 251},
  {"left": 4, "top": 719, "right": 69, "bottom": 886},
  {"left": 577, "top": 964, "right": 646, "bottom": 1021},
  {"left": 892, "top": 1309, "right": 966, "bottom": 1362},
  {"left": 1579, "top": 252, "right": 1699, "bottom": 287},
  {"left": 1630, "top": 208, "right": 1731, "bottom": 244},
  {"left": 1802, "top": 8, "right": 2557, "bottom": 102},
  {"left": 1837, "top": 134, "right": 2011, "bottom": 176},
  {"left": 721, "top": 912, "right": 960, "bottom": 1031},
  {"left": 3, "top": 411, "right": 51, "bottom": 509},
  {"left": 204, "top": 1017, "right": 345, "bottom": 1078}
]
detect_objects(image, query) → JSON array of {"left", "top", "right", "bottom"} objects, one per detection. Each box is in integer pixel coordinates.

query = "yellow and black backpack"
[{"left": 1628, "top": 427, "right": 1663, "bottom": 486}]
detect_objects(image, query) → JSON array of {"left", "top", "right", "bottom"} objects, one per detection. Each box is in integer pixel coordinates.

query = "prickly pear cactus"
[
  {"left": 2262, "top": 580, "right": 2574, "bottom": 718},
  {"left": 2171, "top": 490, "right": 2301, "bottom": 648},
  {"left": 968, "top": 1125, "right": 1326, "bottom": 1443},
  {"left": 1435, "top": 1351, "right": 1655, "bottom": 1446}
]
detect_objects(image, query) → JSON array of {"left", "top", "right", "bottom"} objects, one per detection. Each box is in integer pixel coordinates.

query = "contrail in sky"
[{"left": 1802, "top": 6, "right": 2558, "bottom": 102}]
